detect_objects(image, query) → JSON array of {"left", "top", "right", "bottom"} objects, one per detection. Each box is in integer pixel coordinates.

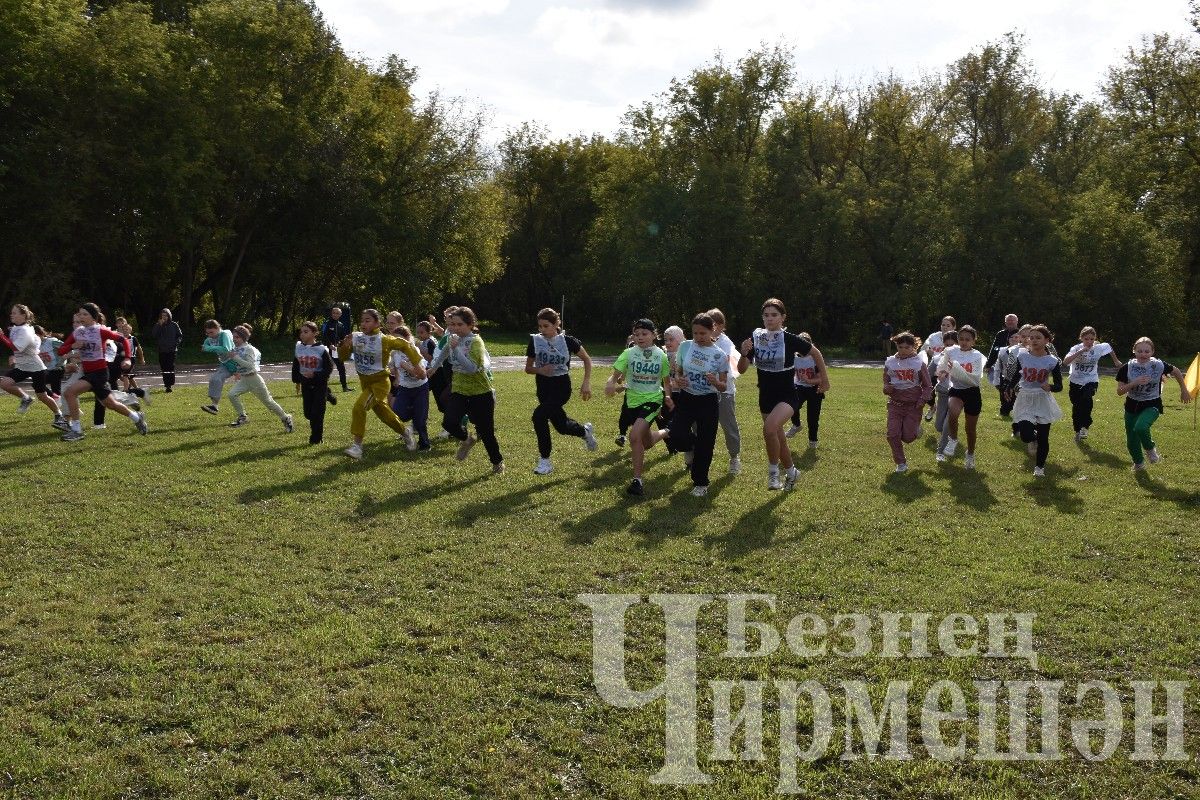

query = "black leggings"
[
  {"left": 1017, "top": 421, "right": 1051, "bottom": 468},
  {"left": 332, "top": 355, "right": 348, "bottom": 390},
  {"left": 300, "top": 381, "right": 329, "bottom": 444},
  {"left": 791, "top": 389, "right": 824, "bottom": 441},
  {"left": 444, "top": 391, "right": 502, "bottom": 465},
  {"left": 1068, "top": 382, "right": 1097, "bottom": 433},
  {"left": 532, "top": 376, "right": 585, "bottom": 458},
  {"left": 158, "top": 351, "right": 177, "bottom": 390},
  {"left": 46, "top": 369, "right": 63, "bottom": 396},
  {"left": 668, "top": 392, "right": 720, "bottom": 487}
]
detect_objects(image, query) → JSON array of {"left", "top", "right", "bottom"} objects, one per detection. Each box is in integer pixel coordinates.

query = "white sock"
[
  {"left": 70, "top": 420, "right": 81, "bottom": 433},
  {"left": 131, "top": 411, "right": 142, "bottom": 424}
]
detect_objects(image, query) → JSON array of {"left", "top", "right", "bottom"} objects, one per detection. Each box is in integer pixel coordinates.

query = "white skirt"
[{"left": 1012, "top": 388, "right": 1062, "bottom": 425}]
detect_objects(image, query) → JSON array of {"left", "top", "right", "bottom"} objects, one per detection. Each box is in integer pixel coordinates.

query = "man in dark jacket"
[
  {"left": 150, "top": 308, "right": 184, "bottom": 392},
  {"left": 321, "top": 304, "right": 352, "bottom": 392},
  {"left": 984, "top": 313, "right": 1020, "bottom": 416}
]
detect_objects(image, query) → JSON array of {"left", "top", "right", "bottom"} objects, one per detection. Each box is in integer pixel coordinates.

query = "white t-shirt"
[
  {"left": 1066, "top": 342, "right": 1113, "bottom": 385},
  {"left": 941, "top": 345, "right": 985, "bottom": 390},
  {"left": 713, "top": 332, "right": 738, "bottom": 395},
  {"left": 924, "top": 331, "right": 949, "bottom": 365},
  {"left": 390, "top": 349, "right": 428, "bottom": 389},
  {"left": 7, "top": 324, "right": 45, "bottom": 372}
]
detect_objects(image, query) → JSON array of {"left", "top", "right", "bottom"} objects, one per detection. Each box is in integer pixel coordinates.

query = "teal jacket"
[{"left": 202, "top": 329, "right": 238, "bottom": 373}]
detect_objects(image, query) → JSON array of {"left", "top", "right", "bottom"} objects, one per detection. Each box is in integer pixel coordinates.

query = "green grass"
[{"left": 2, "top": 369, "right": 1198, "bottom": 798}]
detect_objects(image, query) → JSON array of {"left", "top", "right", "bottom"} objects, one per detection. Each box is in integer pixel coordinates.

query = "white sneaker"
[
  {"left": 17, "top": 395, "right": 34, "bottom": 414},
  {"left": 690, "top": 485, "right": 708, "bottom": 497},
  {"left": 923, "top": 408, "right": 934, "bottom": 422},
  {"left": 229, "top": 415, "right": 249, "bottom": 428},
  {"left": 1079, "top": 427, "right": 1088, "bottom": 440},
  {"left": 943, "top": 438, "right": 957, "bottom": 457},
  {"left": 1033, "top": 466, "right": 1045, "bottom": 478},
  {"left": 935, "top": 451, "right": 946, "bottom": 463},
  {"left": 492, "top": 461, "right": 505, "bottom": 474},
  {"left": 784, "top": 466, "right": 800, "bottom": 490},
  {"left": 964, "top": 453, "right": 975, "bottom": 470},
  {"left": 785, "top": 424, "right": 802, "bottom": 438},
  {"left": 1026, "top": 442, "right": 1037, "bottom": 456},
  {"left": 1133, "top": 462, "right": 1147, "bottom": 472},
  {"left": 895, "top": 463, "right": 908, "bottom": 473},
  {"left": 1147, "top": 448, "right": 1162, "bottom": 464},
  {"left": 283, "top": 414, "right": 294, "bottom": 433},
  {"left": 583, "top": 422, "right": 598, "bottom": 452},
  {"left": 344, "top": 443, "right": 363, "bottom": 459},
  {"left": 533, "top": 457, "right": 554, "bottom": 475},
  {"left": 436, "top": 429, "right": 451, "bottom": 439},
  {"left": 728, "top": 456, "right": 741, "bottom": 475},
  {"left": 402, "top": 428, "right": 416, "bottom": 451},
  {"left": 808, "top": 440, "right": 818, "bottom": 450},
  {"left": 93, "top": 424, "right": 107, "bottom": 430},
  {"left": 767, "top": 472, "right": 783, "bottom": 490},
  {"left": 456, "top": 434, "right": 477, "bottom": 461}
]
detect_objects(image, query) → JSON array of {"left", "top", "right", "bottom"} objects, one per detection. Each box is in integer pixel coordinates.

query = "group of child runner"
[{"left": 3, "top": 299, "right": 1194, "bottom": 491}]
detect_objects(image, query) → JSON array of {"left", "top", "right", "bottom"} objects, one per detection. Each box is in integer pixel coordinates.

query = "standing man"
[
  {"left": 984, "top": 313, "right": 1020, "bottom": 416},
  {"left": 322, "top": 304, "right": 353, "bottom": 392},
  {"left": 879, "top": 320, "right": 894, "bottom": 358},
  {"left": 150, "top": 308, "right": 184, "bottom": 393}
]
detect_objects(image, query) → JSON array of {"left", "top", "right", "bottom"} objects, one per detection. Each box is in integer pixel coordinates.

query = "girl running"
[
  {"left": 737, "top": 298, "right": 828, "bottom": 490},
  {"left": 200, "top": 320, "right": 237, "bottom": 416},
  {"left": 936, "top": 325, "right": 985, "bottom": 468},
  {"left": 525, "top": 307, "right": 596, "bottom": 475},
  {"left": 923, "top": 316, "right": 956, "bottom": 421},
  {"left": 883, "top": 332, "right": 933, "bottom": 472},
  {"left": 605, "top": 319, "right": 672, "bottom": 496},
  {"left": 1, "top": 305, "right": 61, "bottom": 422},
  {"left": 292, "top": 321, "right": 334, "bottom": 444},
  {"left": 56, "top": 302, "right": 147, "bottom": 440},
  {"left": 426, "top": 306, "right": 504, "bottom": 472},
  {"left": 389, "top": 324, "right": 431, "bottom": 451},
  {"left": 225, "top": 324, "right": 294, "bottom": 432},
  {"left": 1116, "top": 337, "right": 1191, "bottom": 471},
  {"left": 35, "top": 325, "right": 65, "bottom": 400},
  {"left": 340, "top": 308, "right": 422, "bottom": 460},
  {"left": 116, "top": 319, "right": 148, "bottom": 404},
  {"left": 1003, "top": 324, "right": 1063, "bottom": 477},
  {"left": 655, "top": 312, "right": 728, "bottom": 496},
  {"left": 1063, "top": 326, "right": 1123, "bottom": 441},
  {"left": 786, "top": 331, "right": 830, "bottom": 450},
  {"left": 150, "top": 308, "right": 183, "bottom": 392},
  {"left": 708, "top": 308, "right": 742, "bottom": 475}
]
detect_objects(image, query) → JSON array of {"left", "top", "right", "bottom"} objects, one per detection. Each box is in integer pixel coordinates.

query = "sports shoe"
[
  {"left": 230, "top": 415, "right": 249, "bottom": 428},
  {"left": 134, "top": 413, "right": 148, "bottom": 435},
  {"left": 201, "top": 404, "right": 219, "bottom": 415},
  {"left": 767, "top": 472, "right": 783, "bottom": 490},
  {"left": 17, "top": 395, "right": 34, "bottom": 414},
  {"left": 935, "top": 451, "right": 947, "bottom": 463},
  {"left": 283, "top": 414, "right": 294, "bottom": 434},
  {"left": 728, "top": 456, "right": 741, "bottom": 475},
  {"left": 1079, "top": 427, "right": 1088, "bottom": 440},
  {"left": 93, "top": 424, "right": 107, "bottom": 430},
  {"left": 436, "top": 429, "right": 449, "bottom": 439},
  {"left": 534, "top": 458, "right": 554, "bottom": 475},
  {"left": 51, "top": 417, "right": 70, "bottom": 432},
  {"left": 326, "top": 391, "right": 337, "bottom": 406},
  {"left": 683, "top": 451, "right": 694, "bottom": 468},
  {"left": 583, "top": 422, "right": 598, "bottom": 451},
  {"left": 61, "top": 429, "right": 85, "bottom": 441},
  {"left": 895, "top": 462, "right": 908, "bottom": 473},
  {"left": 923, "top": 408, "right": 934, "bottom": 422},
  {"left": 342, "top": 386, "right": 354, "bottom": 393},
  {"left": 785, "top": 423, "right": 802, "bottom": 438},
  {"left": 456, "top": 434, "right": 477, "bottom": 461},
  {"left": 1147, "top": 448, "right": 1162, "bottom": 464},
  {"left": 964, "top": 453, "right": 975, "bottom": 470},
  {"left": 615, "top": 434, "right": 626, "bottom": 447},
  {"left": 1033, "top": 466, "right": 1045, "bottom": 478},
  {"left": 492, "top": 461, "right": 505, "bottom": 474},
  {"left": 344, "top": 443, "right": 363, "bottom": 459},
  {"left": 784, "top": 466, "right": 800, "bottom": 490},
  {"left": 1026, "top": 442, "right": 1037, "bottom": 456},
  {"left": 627, "top": 478, "right": 644, "bottom": 496},
  {"left": 690, "top": 486, "right": 708, "bottom": 497},
  {"left": 943, "top": 438, "right": 957, "bottom": 457},
  {"left": 402, "top": 427, "right": 416, "bottom": 450},
  {"left": 808, "top": 440, "right": 818, "bottom": 450},
  {"left": 1133, "top": 462, "right": 1147, "bottom": 472}
]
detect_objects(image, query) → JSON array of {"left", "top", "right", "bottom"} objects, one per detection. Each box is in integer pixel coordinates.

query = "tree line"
[{"left": 3, "top": 1, "right": 1200, "bottom": 353}]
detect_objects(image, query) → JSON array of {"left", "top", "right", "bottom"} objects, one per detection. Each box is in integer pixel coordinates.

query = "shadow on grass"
[
  {"left": 1135, "top": 471, "right": 1200, "bottom": 508},
  {"left": 354, "top": 475, "right": 482, "bottom": 519},
  {"left": 239, "top": 458, "right": 371, "bottom": 504},
  {"left": 1075, "top": 440, "right": 1127, "bottom": 469},
  {"left": 945, "top": 467, "right": 998, "bottom": 511},
  {"left": 454, "top": 477, "right": 569, "bottom": 525},
  {"left": 881, "top": 470, "right": 933, "bottom": 503},
  {"left": 1024, "top": 464, "right": 1082, "bottom": 514},
  {"left": 208, "top": 441, "right": 304, "bottom": 466},
  {"left": 703, "top": 491, "right": 790, "bottom": 559}
]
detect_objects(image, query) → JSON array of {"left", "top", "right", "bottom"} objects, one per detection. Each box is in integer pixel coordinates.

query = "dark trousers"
[
  {"left": 158, "top": 351, "right": 177, "bottom": 390},
  {"left": 1068, "top": 382, "right": 1097, "bottom": 433},
  {"left": 391, "top": 383, "right": 431, "bottom": 447},
  {"left": 791, "top": 388, "right": 825, "bottom": 441},
  {"left": 1017, "top": 421, "right": 1051, "bottom": 468},
  {"left": 47, "top": 368, "right": 63, "bottom": 396},
  {"left": 998, "top": 384, "right": 1015, "bottom": 416},
  {"left": 332, "top": 356, "right": 348, "bottom": 390},
  {"left": 668, "top": 392, "right": 720, "bottom": 487},
  {"left": 532, "top": 376, "right": 584, "bottom": 458},
  {"left": 300, "top": 381, "right": 329, "bottom": 444},
  {"left": 444, "top": 391, "right": 502, "bottom": 465},
  {"left": 429, "top": 369, "right": 450, "bottom": 413}
]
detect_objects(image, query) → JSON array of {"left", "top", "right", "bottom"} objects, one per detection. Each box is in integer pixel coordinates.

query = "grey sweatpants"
[
  {"left": 228, "top": 373, "right": 288, "bottom": 420},
  {"left": 717, "top": 391, "right": 740, "bottom": 459},
  {"left": 208, "top": 368, "right": 233, "bottom": 405}
]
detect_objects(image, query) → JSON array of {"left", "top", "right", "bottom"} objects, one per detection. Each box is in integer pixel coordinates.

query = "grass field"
[{"left": 1, "top": 368, "right": 1198, "bottom": 799}]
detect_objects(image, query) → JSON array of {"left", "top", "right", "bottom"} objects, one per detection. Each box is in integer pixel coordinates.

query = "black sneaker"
[
  {"left": 626, "top": 478, "right": 644, "bottom": 496},
  {"left": 615, "top": 434, "right": 626, "bottom": 447},
  {"left": 200, "top": 404, "right": 219, "bottom": 415}
]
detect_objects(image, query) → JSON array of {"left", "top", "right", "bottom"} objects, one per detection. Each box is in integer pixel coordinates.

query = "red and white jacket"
[{"left": 57, "top": 324, "right": 130, "bottom": 374}]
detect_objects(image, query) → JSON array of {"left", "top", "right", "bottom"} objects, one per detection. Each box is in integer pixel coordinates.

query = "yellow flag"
[{"left": 1186, "top": 353, "right": 1200, "bottom": 399}]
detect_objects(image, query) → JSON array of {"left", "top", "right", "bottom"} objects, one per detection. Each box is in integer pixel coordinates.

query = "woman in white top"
[
  {"left": 935, "top": 325, "right": 986, "bottom": 469},
  {"left": 1062, "top": 325, "right": 1122, "bottom": 441},
  {"left": 1, "top": 304, "right": 61, "bottom": 421}
]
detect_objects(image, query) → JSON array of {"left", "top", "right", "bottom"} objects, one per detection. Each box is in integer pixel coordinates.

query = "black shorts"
[
  {"left": 80, "top": 369, "right": 112, "bottom": 401},
  {"left": 7, "top": 368, "right": 48, "bottom": 395},
  {"left": 757, "top": 372, "right": 798, "bottom": 415},
  {"left": 618, "top": 400, "right": 662, "bottom": 430},
  {"left": 948, "top": 386, "right": 982, "bottom": 416}
]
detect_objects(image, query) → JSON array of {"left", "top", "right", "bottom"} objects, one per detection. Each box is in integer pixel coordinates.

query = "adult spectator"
[
  {"left": 984, "top": 313, "right": 1020, "bottom": 416},
  {"left": 322, "top": 304, "right": 352, "bottom": 392},
  {"left": 879, "top": 320, "right": 894, "bottom": 357},
  {"left": 150, "top": 308, "right": 184, "bottom": 393}
]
